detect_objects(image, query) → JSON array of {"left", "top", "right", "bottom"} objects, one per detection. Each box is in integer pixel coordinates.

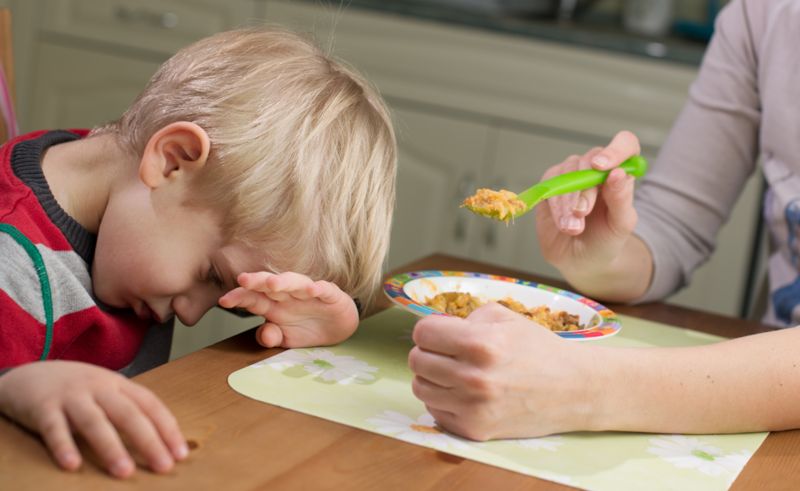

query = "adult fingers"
[
  {"left": 408, "top": 346, "right": 459, "bottom": 388},
  {"left": 545, "top": 155, "right": 584, "bottom": 234},
  {"left": 466, "top": 302, "right": 525, "bottom": 324},
  {"left": 426, "top": 407, "right": 478, "bottom": 441},
  {"left": 410, "top": 376, "right": 462, "bottom": 413},
  {"left": 411, "top": 314, "right": 473, "bottom": 357},
  {"left": 591, "top": 130, "right": 641, "bottom": 170},
  {"left": 600, "top": 168, "right": 638, "bottom": 237},
  {"left": 572, "top": 147, "right": 604, "bottom": 219},
  {"left": 95, "top": 391, "right": 174, "bottom": 474},
  {"left": 122, "top": 384, "right": 188, "bottom": 463},
  {"left": 35, "top": 406, "right": 82, "bottom": 471},
  {"left": 413, "top": 313, "right": 506, "bottom": 367},
  {"left": 64, "top": 396, "right": 135, "bottom": 478}
]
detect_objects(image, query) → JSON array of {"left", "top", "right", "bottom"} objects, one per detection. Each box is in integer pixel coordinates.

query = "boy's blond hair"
[{"left": 95, "top": 27, "right": 396, "bottom": 308}]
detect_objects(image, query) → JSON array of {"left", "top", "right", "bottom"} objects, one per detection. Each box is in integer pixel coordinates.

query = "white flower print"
[
  {"left": 367, "top": 410, "right": 471, "bottom": 450},
  {"left": 647, "top": 435, "right": 750, "bottom": 477},
  {"left": 257, "top": 349, "right": 378, "bottom": 385},
  {"left": 517, "top": 436, "right": 566, "bottom": 452}
]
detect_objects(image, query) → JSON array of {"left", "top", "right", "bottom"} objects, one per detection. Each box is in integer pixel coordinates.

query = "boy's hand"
[
  {"left": 0, "top": 361, "right": 188, "bottom": 478},
  {"left": 218, "top": 271, "right": 359, "bottom": 348}
]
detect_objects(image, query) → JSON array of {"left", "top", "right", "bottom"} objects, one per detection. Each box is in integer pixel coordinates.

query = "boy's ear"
[{"left": 139, "top": 122, "right": 211, "bottom": 189}]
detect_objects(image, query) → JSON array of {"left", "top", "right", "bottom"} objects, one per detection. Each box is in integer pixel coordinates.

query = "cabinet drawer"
[
  {"left": 264, "top": 1, "right": 696, "bottom": 151},
  {"left": 41, "top": 0, "right": 255, "bottom": 55}
]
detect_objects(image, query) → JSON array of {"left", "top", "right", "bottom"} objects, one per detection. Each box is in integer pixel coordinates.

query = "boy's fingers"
[
  {"left": 96, "top": 391, "right": 174, "bottom": 474},
  {"left": 287, "top": 287, "right": 314, "bottom": 302},
  {"left": 256, "top": 322, "right": 284, "bottom": 348},
  {"left": 122, "top": 384, "right": 188, "bottom": 462},
  {"left": 236, "top": 271, "right": 272, "bottom": 289},
  {"left": 37, "top": 408, "right": 82, "bottom": 471},
  {"left": 240, "top": 271, "right": 312, "bottom": 294},
  {"left": 309, "top": 281, "right": 343, "bottom": 304},
  {"left": 64, "top": 397, "right": 135, "bottom": 479},
  {"left": 218, "top": 287, "right": 247, "bottom": 308},
  {"left": 591, "top": 130, "right": 641, "bottom": 170},
  {"left": 221, "top": 290, "right": 273, "bottom": 316}
]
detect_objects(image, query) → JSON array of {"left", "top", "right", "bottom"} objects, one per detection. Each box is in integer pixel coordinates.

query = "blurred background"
[{"left": 1, "top": 0, "right": 765, "bottom": 359}]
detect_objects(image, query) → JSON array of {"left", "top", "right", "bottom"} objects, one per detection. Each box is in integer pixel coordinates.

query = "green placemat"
[{"left": 228, "top": 308, "right": 767, "bottom": 490}]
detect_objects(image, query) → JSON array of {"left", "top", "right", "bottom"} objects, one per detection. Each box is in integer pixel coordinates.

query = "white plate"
[{"left": 383, "top": 270, "right": 621, "bottom": 340}]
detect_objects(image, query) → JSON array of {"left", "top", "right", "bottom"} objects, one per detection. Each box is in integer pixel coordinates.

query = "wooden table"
[{"left": 2, "top": 253, "right": 799, "bottom": 490}]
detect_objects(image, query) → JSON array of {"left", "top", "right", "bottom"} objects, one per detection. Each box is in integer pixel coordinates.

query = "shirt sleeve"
[{"left": 632, "top": 0, "right": 763, "bottom": 303}]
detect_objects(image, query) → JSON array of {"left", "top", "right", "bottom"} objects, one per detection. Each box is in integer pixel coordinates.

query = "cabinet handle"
[
  {"left": 453, "top": 174, "right": 475, "bottom": 242},
  {"left": 114, "top": 6, "right": 179, "bottom": 29}
]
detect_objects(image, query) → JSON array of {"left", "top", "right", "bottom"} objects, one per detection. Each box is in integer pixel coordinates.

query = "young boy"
[{"left": 0, "top": 27, "right": 396, "bottom": 478}]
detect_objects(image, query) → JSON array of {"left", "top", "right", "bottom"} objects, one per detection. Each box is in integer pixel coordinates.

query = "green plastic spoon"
[{"left": 462, "top": 155, "right": 648, "bottom": 222}]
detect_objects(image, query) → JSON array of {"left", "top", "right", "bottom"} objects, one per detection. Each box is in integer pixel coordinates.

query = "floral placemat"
[{"left": 228, "top": 307, "right": 767, "bottom": 490}]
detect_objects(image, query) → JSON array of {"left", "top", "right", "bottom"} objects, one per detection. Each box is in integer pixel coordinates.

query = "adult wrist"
[
  {"left": 577, "top": 345, "right": 627, "bottom": 432},
  {"left": 558, "top": 343, "right": 617, "bottom": 433},
  {"left": 560, "top": 236, "right": 651, "bottom": 303}
]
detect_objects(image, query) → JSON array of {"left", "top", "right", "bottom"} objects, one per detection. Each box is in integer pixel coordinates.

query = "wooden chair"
[{"left": 0, "top": 8, "right": 16, "bottom": 144}]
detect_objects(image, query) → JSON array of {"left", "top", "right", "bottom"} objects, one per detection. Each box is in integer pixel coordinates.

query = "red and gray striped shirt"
[{"left": 1, "top": 130, "right": 170, "bottom": 373}]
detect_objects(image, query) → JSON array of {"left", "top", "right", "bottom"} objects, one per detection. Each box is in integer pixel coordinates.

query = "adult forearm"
[
  {"left": 561, "top": 234, "right": 653, "bottom": 304},
  {"left": 589, "top": 327, "right": 800, "bottom": 434}
]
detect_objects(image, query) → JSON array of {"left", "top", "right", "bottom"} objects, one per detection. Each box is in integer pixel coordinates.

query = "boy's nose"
[
  {"left": 174, "top": 305, "right": 203, "bottom": 326},
  {"left": 172, "top": 292, "right": 218, "bottom": 326}
]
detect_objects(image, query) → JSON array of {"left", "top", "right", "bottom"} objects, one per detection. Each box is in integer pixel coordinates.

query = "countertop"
[{"left": 311, "top": 0, "right": 708, "bottom": 66}]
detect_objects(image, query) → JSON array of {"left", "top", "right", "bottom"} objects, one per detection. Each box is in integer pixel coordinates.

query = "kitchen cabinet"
[
  {"left": 29, "top": 43, "right": 159, "bottom": 129},
  {"left": 5, "top": 0, "right": 763, "bottom": 360},
  {"left": 26, "top": 0, "right": 256, "bottom": 130},
  {"left": 11, "top": 0, "right": 262, "bottom": 359},
  {"left": 388, "top": 106, "right": 491, "bottom": 269},
  {"left": 262, "top": 0, "right": 762, "bottom": 317}
]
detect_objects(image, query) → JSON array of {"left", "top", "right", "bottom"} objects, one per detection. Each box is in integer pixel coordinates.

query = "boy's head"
[{"left": 92, "top": 27, "right": 397, "bottom": 319}]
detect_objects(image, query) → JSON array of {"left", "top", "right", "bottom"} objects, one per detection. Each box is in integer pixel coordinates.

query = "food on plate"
[
  {"left": 461, "top": 188, "right": 526, "bottom": 223},
  {"left": 424, "top": 291, "right": 483, "bottom": 318},
  {"left": 424, "top": 292, "right": 584, "bottom": 331}
]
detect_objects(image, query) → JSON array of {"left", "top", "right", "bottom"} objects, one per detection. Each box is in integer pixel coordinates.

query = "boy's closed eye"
[{"left": 206, "top": 264, "right": 227, "bottom": 290}]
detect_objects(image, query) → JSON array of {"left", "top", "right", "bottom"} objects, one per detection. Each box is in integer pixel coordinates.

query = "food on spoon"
[
  {"left": 461, "top": 188, "right": 526, "bottom": 223},
  {"left": 424, "top": 292, "right": 584, "bottom": 331}
]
